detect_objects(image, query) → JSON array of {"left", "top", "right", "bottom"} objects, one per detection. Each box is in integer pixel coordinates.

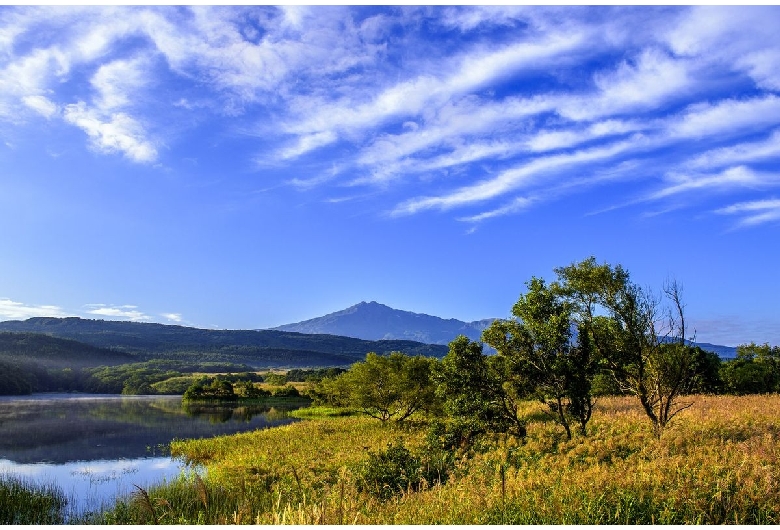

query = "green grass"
[
  {"left": 0, "top": 474, "right": 68, "bottom": 524},
  {"left": 289, "top": 405, "right": 358, "bottom": 418}
]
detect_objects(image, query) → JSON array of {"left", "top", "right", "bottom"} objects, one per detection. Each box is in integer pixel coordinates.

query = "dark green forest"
[
  {"left": 0, "top": 317, "right": 446, "bottom": 362},
  {"left": 0, "top": 321, "right": 444, "bottom": 396}
]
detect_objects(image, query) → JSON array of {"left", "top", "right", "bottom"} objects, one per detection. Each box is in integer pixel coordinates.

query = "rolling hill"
[
  {"left": 0, "top": 317, "right": 448, "bottom": 368},
  {"left": 0, "top": 332, "right": 136, "bottom": 369}
]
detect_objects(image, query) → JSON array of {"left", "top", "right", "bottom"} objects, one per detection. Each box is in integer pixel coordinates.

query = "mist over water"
[{"left": 0, "top": 394, "right": 302, "bottom": 515}]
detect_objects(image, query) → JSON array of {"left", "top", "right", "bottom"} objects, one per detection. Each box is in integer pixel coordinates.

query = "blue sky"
[{"left": 1, "top": 6, "right": 779, "bottom": 346}]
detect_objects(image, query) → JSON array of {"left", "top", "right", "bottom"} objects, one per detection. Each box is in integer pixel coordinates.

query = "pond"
[{"left": 0, "top": 394, "right": 302, "bottom": 518}]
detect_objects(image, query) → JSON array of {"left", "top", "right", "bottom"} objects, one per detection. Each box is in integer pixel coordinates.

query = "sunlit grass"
[
  {"left": 94, "top": 394, "right": 780, "bottom": 524},
  {"left": 289, "top": 405, "right": 358, "bottom": 419}
]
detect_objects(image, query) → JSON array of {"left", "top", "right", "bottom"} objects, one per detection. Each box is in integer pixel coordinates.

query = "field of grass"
[{"left": 85, "top": 394, "right": 780, "bottom": 524}]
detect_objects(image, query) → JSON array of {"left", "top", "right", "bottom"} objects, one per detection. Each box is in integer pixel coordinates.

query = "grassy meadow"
[{"left": 84, "top": 393, "right": 780, "bottom": 524}]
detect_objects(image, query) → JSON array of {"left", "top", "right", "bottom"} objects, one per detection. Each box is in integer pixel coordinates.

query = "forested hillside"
[
  {"left": 0, "top": 317, "right": 447, "bottom": 366},
  {"left": 0, "top": 332, "right": 135, "bottom": 368}
]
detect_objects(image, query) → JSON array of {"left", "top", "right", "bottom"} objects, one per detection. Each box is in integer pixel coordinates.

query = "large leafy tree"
[
  {"left": 553, "top": 257, "right": 702, "bottom": 437},
  {"left": 483, "top": 277, "right": 597, "bottom": 439}
]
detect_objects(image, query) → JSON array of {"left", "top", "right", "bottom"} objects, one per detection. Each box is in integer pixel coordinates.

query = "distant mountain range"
[
  {"left": 0, "top": 304, "right": 738, "bottom": 370},
  {"left": 271, "top": 301, "right": 495, "bottom": 345},
  {"left": 270, "top": 301, "right": 738, "bottom": 359},
  {"left": 0, "top": 317, "right": 447, "bottom": 368}
]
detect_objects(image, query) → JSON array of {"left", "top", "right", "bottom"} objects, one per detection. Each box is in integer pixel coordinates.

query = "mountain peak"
[{"left": 271, "top": 302, "right": 493, "bottom": 344}]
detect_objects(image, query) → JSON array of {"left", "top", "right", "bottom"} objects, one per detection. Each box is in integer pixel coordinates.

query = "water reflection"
[
  {"left": 0, "top": 456, "right": 184, "bottom": 516},
  {"left": 0, "top": 394, "right": 303, "bottom": 516},
  {"left": 0, "top": 394, "right": 301, "bottom": 464}
]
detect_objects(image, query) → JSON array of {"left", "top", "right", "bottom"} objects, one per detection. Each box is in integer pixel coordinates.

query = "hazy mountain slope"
[
  {"left": 0, "top": 317, "right": 447, "bottom": 368},
  {"left": 272, "top": 301, "right": 740, "bottom": 359},
  {"left": 271, "top": 301, "right": 494, "bottom": 344},
  {"left": 0, "top": 332, "right": 136, "bottom": 368}
]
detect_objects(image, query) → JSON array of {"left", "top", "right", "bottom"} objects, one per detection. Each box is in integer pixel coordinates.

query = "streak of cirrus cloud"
[{"left": 1, "top": 6, "right": 779, "bottom": 228}]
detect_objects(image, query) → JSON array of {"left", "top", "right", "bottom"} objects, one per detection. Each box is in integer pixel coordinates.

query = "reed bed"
[
  {"left": 0, "top": 474, "right": 68, "bottom": 524},
  {"left": 95, "top": 394, "right": 780, "bottom": 524}
]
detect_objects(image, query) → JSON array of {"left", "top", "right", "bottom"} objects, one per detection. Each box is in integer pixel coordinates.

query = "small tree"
[
  {"left": 435, "top": 335, "right": 530, "bottom": 444},
  {"left": 324, "top": 352, "right": 439, "bottom": 422}
]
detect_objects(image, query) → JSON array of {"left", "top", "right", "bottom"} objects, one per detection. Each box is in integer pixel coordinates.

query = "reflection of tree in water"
[
  {"left": 87, "top": 397, "right": 187, "bottom": 426},
  {"left": 0, "top": 396, "right": 302, "bottom": 464},
  {"left": 182, "top": 403, "right": 287, "bottom": 423}
]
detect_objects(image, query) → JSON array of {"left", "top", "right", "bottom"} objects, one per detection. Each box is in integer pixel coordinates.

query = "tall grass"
[
  {"left": 95, "top": 394, "right": 780, "bottom": 524},
  {"left": 0, "top": 474, "right": 68, "bottom": 524}
]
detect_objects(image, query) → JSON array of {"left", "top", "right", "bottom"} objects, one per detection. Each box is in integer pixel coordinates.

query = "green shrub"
[
  {"left": 358, "top": 438, "right": 453, "bottom": 501},
  {"left": 271, "top": 385, "right": 300, "bottom": 398}
]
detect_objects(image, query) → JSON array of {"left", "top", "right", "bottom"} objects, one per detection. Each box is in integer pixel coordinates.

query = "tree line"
[
  {"left": 314, "top": 257, "right": 780, "bottom": 443},
  {"left": 0, "top": 360, "right": 256, "bottom": 396}
]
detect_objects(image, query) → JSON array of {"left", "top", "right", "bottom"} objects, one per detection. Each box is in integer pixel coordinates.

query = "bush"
[
  {"left": 358, "top": 438, "right": 453, "bottom": 500},
  {"left": 271, "top": 385, "right": 300, "bottom": 398}
]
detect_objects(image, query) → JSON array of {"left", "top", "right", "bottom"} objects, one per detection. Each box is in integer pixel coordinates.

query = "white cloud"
[
  {"left": 91, "top": 57, "right": 150, "bottom": 111},
  {"left": 580, "top": 48, "right": 692, "bottom": 118},
  {"left": 0, "top": 298, "right": 72, "bottom": 320},
  {"left": 21, "top": 95, "right": 58, "bottom": 118},
  {"left": 437, "top": 6, "right": 529, "bottom": 32},
  {"left": 84, "top": 304, "right": 151, "bottom": 321},
  {"left": 161, "top": 313, "right": 182, "bottom": 322},
  {"left": 458, "top": 196, "right": 534, "bottom": 223},
  {"left": 647, "top": 166, "right": 778, "bottom": 201},
  {"left": 393, "top": 136, "right": 643, "bottom": 215},
  {"left": 1, "top": 6, "right": 780, "bottom": 229},
  {"left": 353, "top": 95, "right": 555, "bottom": 181},
  {"left": 63, "top": 102, "right": 157, "bottom": 162},
  {"left": 280, "top": 30, "right": 587, "bottom": 158},
  {"left": 665, "top": 6, "right": 780, "bottom": 90},
  {"left": 526, "top": 119, "right": 642, "bottom": 152},
  {"left": 685, "top": 129, "right": 780, "bottom": 170},
  {"left": 670, "top": 96, "right": 780, "bottom": 139},
  {"left": 715, "top": 198, "right": 780, "bottom": 227}
]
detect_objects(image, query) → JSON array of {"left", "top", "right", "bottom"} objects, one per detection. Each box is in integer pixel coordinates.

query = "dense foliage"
[
  {"left": 315, "top": 352, "right": 439, "bottom": 422},
  {"left": 0, "top": 358, "right": 255, "bottom": 396},
  {"left": 719, "top": 342, "right": 779, "bottom": 394},
  {"left": 182, "top": 376, "right": 304, "bottom": 402}
]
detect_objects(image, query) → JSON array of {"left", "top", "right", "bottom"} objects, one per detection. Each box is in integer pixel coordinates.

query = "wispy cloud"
[
  {"left": 393, "top": 136, "right": 643, "bottom": 216},
  {"left": 715, "top": 198, "right": 780, "bottom": 227},
  {"left": 0, "top": 298, "right": 72, "bottom": 320},
  {"left": 63, "top": 102, "right": 157, "bottom": 162},
  {"left": 1, "top": 6, "right": 779, "bottom": 226},
  {"left": 684, "top": 129, "right": 780, "bottom": 170},
  {"left": 84, "top": 304, "right": 151, "bottom": 321},
  {"left": 21, "top": 95, "right": 58, "bottom": 118},
  {"left": 647, "top": 166, "right": 779, "bottom": 201},
  {"left": 161, "top": 313, "right": 182, "bottom": 323}
]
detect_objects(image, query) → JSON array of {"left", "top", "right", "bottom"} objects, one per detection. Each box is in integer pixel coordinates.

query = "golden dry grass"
[{"left": 103, "top": 394, "right": 780, "bottom": 524}]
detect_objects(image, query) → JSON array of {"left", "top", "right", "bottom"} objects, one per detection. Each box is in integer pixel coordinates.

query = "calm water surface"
[{"left": 0, "top": 394, "right": 301, "bottom": 516}]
